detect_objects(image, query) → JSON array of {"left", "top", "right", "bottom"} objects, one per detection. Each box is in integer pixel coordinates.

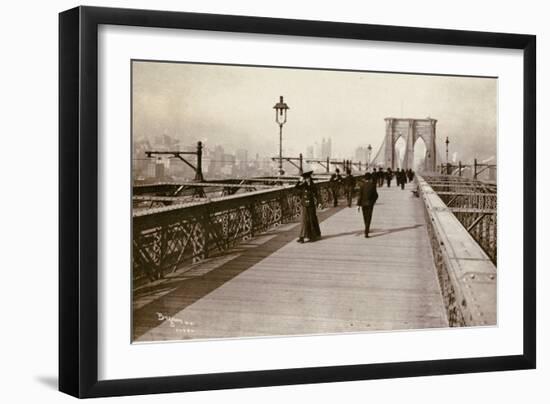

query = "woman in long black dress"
[{"left": 295, "top": 171, "right": 321, "bottom": 243}]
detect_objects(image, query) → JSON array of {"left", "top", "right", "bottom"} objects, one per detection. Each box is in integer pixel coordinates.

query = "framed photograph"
[{"left": 59, "top": 6, "right": 536, "bottom": 398}]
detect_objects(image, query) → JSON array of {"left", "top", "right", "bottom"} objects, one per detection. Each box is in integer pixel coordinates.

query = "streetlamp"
[
  {"left": 445, "top": 136, "right": 450, "bottom": 174},
  {"left": 273, "top": 96, "right": 289, "bottom": 176},
  {"left": 367, "top": 144, "right": 372, "bottom": 170}
]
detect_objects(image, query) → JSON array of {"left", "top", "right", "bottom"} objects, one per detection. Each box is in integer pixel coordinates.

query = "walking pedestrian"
[
  {"left": 343, "top": 169, "right": 356, "bottom": 207},
  {"left": 295, "top": 171, "right": 321, "bottom": 243},
  {"left": 399, "top": 168, "right": 406, "bottom": 190},
  {"left": 329, "top": 168, "right": 343, "bottom": 207},
  {"left": 357, "top": 172, "right": 378, "bottom": 238}
]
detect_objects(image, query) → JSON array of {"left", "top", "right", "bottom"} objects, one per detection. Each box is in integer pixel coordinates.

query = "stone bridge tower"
[{"left": 383, "top": 117, "right": 437, "bottom": 171}]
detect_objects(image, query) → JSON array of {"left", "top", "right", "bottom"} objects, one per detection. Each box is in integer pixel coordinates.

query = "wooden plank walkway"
[{"left": 133, "top": 182, "right": 448, "bottom": 342}]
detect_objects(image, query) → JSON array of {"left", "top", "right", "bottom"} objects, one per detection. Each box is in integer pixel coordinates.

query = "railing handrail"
[
  {"left": 133, "top": 183, "right": 294, "bottom": 218},
  {"left": 417, "top": 175, "right": 496, "bottom": 326},
  {"left": 133, "top": 175, "right": 364, "bottom": 220}
]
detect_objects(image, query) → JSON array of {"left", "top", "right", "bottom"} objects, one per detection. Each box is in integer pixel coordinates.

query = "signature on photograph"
[{"left": 156, "top": 312, "right": 195, "bottom": 334}]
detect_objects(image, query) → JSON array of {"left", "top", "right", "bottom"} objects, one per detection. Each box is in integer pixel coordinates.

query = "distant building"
[
  {"left": 153, "top": 133, "right": 179, "bottom": 150},
  {"left": 132, "top": 138, "right": 152, "bottom": 180},
  {"left": 236, "top": 148, "right": 249, "bottom": 177},
  {"left": 223, "top": 153, "right": 236, "bottom": 176},
  {"left": 314, "top": 142, "right": 321, "bottom": 159},
  {"left": 155, "top": 158, "right": 165, "bottom": 180},
  {"left": 354, "top": 146, "right": 369, "bottom": 164},
  {"left": 207, "top": 145, "right": 225, "bottom": 177},
  {"left": 145, "top": 161, "right": 156, "bottom": 178},
  {"left": 320, "top": 137, "right": 332, "bottom": 159}
]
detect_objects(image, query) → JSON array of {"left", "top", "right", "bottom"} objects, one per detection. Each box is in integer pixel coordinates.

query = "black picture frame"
[{"left": 59, "top": 5, "right": 536, "bottom": 398}]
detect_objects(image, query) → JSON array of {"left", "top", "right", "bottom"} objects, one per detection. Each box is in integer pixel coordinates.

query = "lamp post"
[
  {"left": 445, "top": 136, "right": 450, "bottom": 174},
  {"left": 367, "top": 144, "right": 372, "bottom": 170},
  {"left": 273, "top": 96, "right": 289, "bottom": 176}
]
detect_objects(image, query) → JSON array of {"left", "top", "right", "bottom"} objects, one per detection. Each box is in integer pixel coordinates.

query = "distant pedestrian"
[
  {"left": 399, "top": 169, "right": 406, "bottom": 190},
  {"left": 329, "top": 168, "right": 343, "bottom": 207},
  {"left": 295, "top": 171, "right": 321, "bottom": 243},
  {"left": 357, "top": 172, "right": 378, "bottom": 238},
  {"left": 343, "top": 169, "right": 356, "bottom": 207},
  {"left": 386, "top": 168, "right": 393, "bottom": 187},
  {"left": 378, "top": 167, "right": 385, "bottom": 187}
]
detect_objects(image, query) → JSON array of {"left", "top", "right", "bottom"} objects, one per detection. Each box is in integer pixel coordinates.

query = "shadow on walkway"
[
  {"left": 368, "top": 224, "right": 425, "bottom": 238},
  {"left": 133, "top": 205, "right": 347, "bottom": 340},
  {"left": 315, "top": 223, "right": 425, "bottom": 242},
  {"left": 316, "top": 230, "right": 364, "bottom": 241}
]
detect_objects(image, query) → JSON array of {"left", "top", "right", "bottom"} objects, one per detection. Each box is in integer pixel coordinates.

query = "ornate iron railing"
[
  {"left": 422, "top": 175, "right": 497, "bottom": 264},
  {"left": 417, "top": 175, "right": 496, "bottom": 327},
  {"left": 133, "top": 179, "right": 353, "bottom": 283}
]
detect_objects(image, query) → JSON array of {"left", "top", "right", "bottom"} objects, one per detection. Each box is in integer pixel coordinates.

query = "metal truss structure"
[
  {"left": 423, "top": 175, "right": 497, "bottom": 264},
  {"left": 438, "top": 159, "right": 497, "bottom": 180}
]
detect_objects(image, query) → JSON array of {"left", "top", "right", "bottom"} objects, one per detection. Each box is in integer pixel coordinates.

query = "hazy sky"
[{"left": 132, "top": 61, "right": 496, "bottom": 163}]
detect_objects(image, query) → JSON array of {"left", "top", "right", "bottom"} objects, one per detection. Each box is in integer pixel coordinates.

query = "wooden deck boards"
[{"left": 134, "top": 183, "right": 448, "bottom": 342}]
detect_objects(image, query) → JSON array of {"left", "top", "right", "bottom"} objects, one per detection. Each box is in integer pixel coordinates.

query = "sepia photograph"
[{"left": 131, "top": 60, "right": 497, "bottom": 343}]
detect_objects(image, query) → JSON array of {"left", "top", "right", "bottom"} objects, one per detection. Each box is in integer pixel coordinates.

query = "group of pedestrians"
[
  {"left": 328, "top": 168, "right": 356, "bottom": 208},
  {"left": 372, "top": 167, "right": 415, "bottom": 189},
  {"left": 294, "top": 166, "right": 416, "bottom": 243}
]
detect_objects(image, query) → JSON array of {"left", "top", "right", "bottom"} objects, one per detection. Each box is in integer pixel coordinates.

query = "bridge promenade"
[{"left": 133, "top": 183, "right": 448, "bottom": 341}]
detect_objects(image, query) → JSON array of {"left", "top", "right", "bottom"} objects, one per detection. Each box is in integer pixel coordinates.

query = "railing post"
[
  {"left": 474, "top": 158, "right": 478, "bottom": 179},
  {"left": 459, "top": 161, "right": 462, "bottom": 177},
  {"left": 299, "top": 153, "right": 303, "bottom": 175},
  {"left": 326, "top": 156, "right": 330, "bottom": 173},
  {"left": 194, "top": 141, "right": 204, "bottom": 182}
]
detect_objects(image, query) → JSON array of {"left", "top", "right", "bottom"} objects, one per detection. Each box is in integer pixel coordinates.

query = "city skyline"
[{"left": 132, "top": 61, "right": 497, "bottom": 165}]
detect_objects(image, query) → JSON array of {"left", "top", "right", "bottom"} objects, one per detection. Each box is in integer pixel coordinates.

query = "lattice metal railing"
[
  {"left": 417, "top": 175, "right": 496, "bottom": 326},
  {"left": 132, "top": 179, "right": 351, "bottom": 283},
  {"left": 423, "top": 175, "right": 497, "bottom": 264}
]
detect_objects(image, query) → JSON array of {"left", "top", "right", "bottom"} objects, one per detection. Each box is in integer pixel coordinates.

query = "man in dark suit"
[
  {"left": 357, "top": 172, "right": 378, "bottom": 238},
  {"left": 373, "top": 167, "right": 380, "bottom": 187},
  {"left": 377, "top": 167, "right": 385, "bottom": 187},
  {"left": 329, "top": 168, "right": 343, "bottom": 207},
  {"left": 343, "top": 168, "right": 356, "bottom": 207},
  {"left": 398, "top": 168, "right": 407, "bottom": 189},
  {"left": 385, "top": 168, "right": 393, "bottom": 187}
]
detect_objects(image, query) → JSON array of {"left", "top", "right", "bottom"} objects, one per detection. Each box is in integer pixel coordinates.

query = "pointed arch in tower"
[{"left": 383, "top": 117, "right": 437, "bottom": 171}]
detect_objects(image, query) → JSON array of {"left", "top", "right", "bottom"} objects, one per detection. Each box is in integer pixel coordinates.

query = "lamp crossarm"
[
  {"left": 305, "top": 160, "right": 328, "bottom": 170},
  {"left": 475, "top": 164, "right": 496, "bottom": 176},
  {"left": 145, "top": 151, "right": 197, "bottom": 171},
  {"left": 271, "top": 157, "right": 301, "bottom": 170}
]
